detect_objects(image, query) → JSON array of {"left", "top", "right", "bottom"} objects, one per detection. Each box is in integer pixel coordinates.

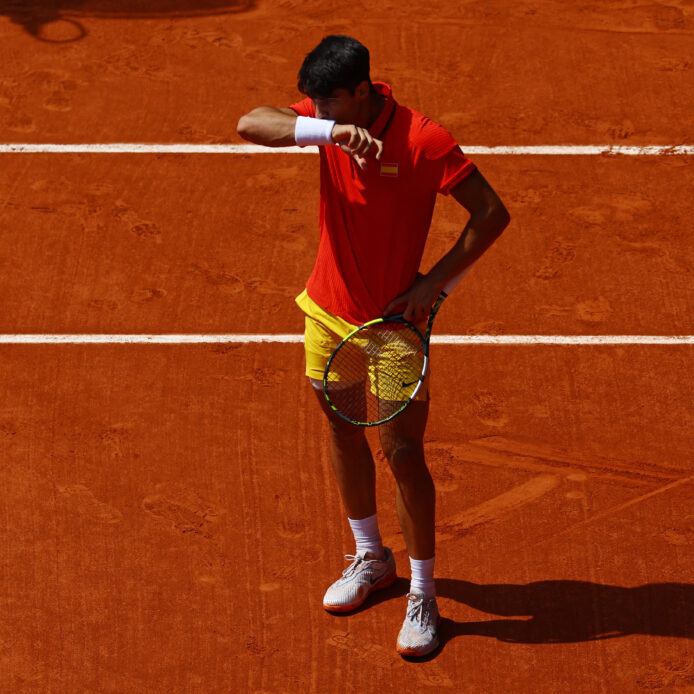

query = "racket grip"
[{"left": 442, "top": 260, "right": 477, "bottom": 295}]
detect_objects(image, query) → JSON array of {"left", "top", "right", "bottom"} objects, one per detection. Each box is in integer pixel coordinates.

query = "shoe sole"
[
  {"left": 396, "top": 639, "right": 439, "bottom": 657},
  {"left": 323, "top": 571, "right": 397, "bottom": 613}
]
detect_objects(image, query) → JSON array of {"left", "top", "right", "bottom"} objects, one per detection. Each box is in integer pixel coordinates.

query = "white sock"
[
  {"left": 409, "top": 556, "right": 435, "bottom": 598},
  {"left": 348, "top": 514, "right": 384, "bottom": 558}
]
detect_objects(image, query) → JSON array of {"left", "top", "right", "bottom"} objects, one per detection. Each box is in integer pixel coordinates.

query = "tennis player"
[{"left": 237, "top": 35, "right": 510, "bottom": 657}]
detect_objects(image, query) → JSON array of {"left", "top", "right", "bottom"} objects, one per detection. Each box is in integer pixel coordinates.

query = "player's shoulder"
[{"left": 397, "top": 104, "right": 459, "bottom": 159}]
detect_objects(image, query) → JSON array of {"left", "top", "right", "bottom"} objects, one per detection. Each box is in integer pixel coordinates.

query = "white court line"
[
  {"left": 0, "top": 335, "right": 691, "bottom": 344},
  {"left": 1, "top": 144, "right": 693, "bottom": 155}
]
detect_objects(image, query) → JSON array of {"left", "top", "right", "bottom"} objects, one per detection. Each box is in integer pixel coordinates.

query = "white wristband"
[{"left": 294, "top": 116, "right": 335, "bottom": 146}]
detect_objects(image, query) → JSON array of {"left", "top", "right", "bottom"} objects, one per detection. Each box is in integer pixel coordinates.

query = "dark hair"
[{"left": 297, "top": 35, "right": 372, "bottom": 98}]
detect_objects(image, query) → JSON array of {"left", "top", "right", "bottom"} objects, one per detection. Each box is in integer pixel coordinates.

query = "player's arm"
[
  {"left": 384, "top": 170, "right": 510, "bottom": 321},
  {"left": 236, "top": 106, "right": 299, "bottom": 147},
  {"left": 426, "top": 169, "right": 510, "bottom": 291},
  {"left": 237, "top": 106, "right": 383, "bottom": 168}
]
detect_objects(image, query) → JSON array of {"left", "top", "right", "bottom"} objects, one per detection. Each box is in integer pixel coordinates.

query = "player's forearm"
[
  {"left": 426, "top": 205, "right": 510, "bottom": 292},
  {"left": 236, "top": 107, "right": 298, "bottom": 147}
]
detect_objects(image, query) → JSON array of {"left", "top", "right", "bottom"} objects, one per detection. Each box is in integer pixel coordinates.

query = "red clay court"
[{"left": 0, "top": 2, "right": 693, "bottom": 692}]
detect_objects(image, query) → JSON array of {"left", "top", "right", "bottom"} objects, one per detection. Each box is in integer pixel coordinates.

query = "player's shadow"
[
  {"left": 419, "top": 578, "right": 694, "bottom": 660},
  {"left": 322, "top": 576, "right": 694, "bottom": 660},
  {"left": 0, "top": 1, "right": 255, "bottom": 42}
]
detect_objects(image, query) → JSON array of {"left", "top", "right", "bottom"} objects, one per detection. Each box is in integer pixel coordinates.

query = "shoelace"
[
  {"left": 341, "top": 554, "right": 365, "bottom": 577},
  {"left": 405, "top": 593, "right": 436, "bottom": 629},
  {"left": 341, "top": 551, "right": 386, "bottom": 578}
]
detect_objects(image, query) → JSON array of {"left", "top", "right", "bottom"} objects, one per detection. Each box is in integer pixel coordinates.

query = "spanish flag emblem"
[{"left": 380, "top": 162, "right": 399, "bottom": 178}]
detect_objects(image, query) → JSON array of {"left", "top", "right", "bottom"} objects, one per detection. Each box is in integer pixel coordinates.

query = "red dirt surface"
[{"left": 1, "top": 2, "right": 693, "bottom": 692}]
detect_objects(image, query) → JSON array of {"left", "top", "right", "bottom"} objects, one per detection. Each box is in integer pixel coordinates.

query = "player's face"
[{"left": 311, "top": 83, "right": 369, "bottom": 124}]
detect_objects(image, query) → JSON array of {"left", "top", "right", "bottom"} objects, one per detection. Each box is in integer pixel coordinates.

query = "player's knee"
[{"left": 384, "top": 442, "right": 426, "bottom": 480}]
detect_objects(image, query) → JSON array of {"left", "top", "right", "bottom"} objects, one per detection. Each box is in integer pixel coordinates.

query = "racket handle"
[{"left": 442, "top": 260, "right": 477, "bottom": 295}]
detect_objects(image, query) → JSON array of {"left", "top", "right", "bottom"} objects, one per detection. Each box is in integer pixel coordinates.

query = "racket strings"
[{"left": 325, "top": 321, "right": 426, "bottom": 424}]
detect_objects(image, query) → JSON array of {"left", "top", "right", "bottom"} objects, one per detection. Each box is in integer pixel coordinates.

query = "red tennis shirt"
[{"left": 290, "top": 82, "right": 477, "bottom": 325}]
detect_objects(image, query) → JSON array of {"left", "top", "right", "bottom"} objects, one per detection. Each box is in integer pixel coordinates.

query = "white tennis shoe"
[
  {"left": 323, "top": 547, "right": 397, "bottom": 612},
  {"left": 396, "top": 591, "right": 440, "bottom": 656}
]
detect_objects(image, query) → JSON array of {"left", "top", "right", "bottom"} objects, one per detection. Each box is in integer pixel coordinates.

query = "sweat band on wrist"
[{"left": 294, "top": 116, "right": 335, "bottom": 146}]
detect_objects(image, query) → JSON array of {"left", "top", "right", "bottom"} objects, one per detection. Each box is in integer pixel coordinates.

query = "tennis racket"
[{"left": 322, "top": 265, "right": 473, "bottom": 426}]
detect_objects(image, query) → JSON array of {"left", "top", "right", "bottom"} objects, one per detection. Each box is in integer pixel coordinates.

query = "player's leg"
[
  {"left": 301, "top": 306, "right": 396, "bottom": 611},
  {"left": 310, "top": 380, "right": 378, "bottom": 522},
  {"left": 378, "top": 394, "right": 440, "bottom": 657},
  {"left": 310, "top": 380, "right": 397, "bottom": 611},
  {"left": 302, "top": 307, "right": 380, "bottom": 527},
  {"left": 378, "top": 398, "right": 434, "bottom": 561}
]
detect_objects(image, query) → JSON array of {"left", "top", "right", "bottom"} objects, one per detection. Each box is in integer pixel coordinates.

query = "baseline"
[
  {"left": 0, "top": 334, "right": 692, "bottom": 344},
  {"left": 1, "top": 144, "right": 694, "bottom": 155}
]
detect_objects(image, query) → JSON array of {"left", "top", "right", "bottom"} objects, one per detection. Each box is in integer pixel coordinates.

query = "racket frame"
[{"left": 322, "top": 290, "right": 448, "bottom": 426}]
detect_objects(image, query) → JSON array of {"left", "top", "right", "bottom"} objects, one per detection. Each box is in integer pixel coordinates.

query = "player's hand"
[
  {"left": 383, "top": 274, "right": 442, "bottom": 323},
  {"left": 331, "top": 124, "right": 383, "bottom": 170}
]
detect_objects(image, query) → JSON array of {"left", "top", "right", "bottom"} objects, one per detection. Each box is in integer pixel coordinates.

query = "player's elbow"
[
  {"left": 237, "top": 108, "right": 268, "bottom": 141},
  {"left": 236, "top": 112, "right": 255, "bottom": 140},
  {"left": 497, "top": 203, "right": 511, "bottom": 230},
  {"left": 489, "top": 202, "right": 511, "bottom": 238}
]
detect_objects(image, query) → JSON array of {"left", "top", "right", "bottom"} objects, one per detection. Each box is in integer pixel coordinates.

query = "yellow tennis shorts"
[{"left": 295, "top": 289, "right": 429, "bottom": 401}]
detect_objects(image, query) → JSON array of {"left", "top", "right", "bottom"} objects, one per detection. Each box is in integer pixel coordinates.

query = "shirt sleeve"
[
  {"left": 438, "top": 146, "right": 477, "bottom": 195},
  {"left": 289, "top": 97, "right": 315, "bottom": 117},
  {"left": 415, "top": 118, "right": 477, "bottom": 195}
]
